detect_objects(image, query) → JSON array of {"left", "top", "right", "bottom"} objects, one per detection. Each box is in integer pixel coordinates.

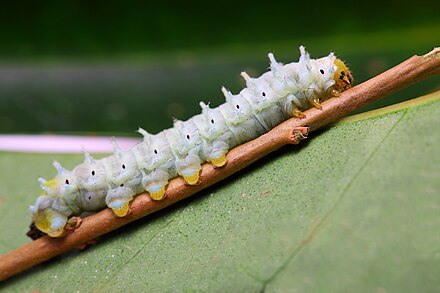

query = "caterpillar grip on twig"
[{"left": 29, "top": 46, "right": 353, "bottom": 237}]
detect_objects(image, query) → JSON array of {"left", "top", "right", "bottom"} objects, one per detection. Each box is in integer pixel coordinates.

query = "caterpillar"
[{"left": 29, "top": 46, "right": 353, "bottom": 237}]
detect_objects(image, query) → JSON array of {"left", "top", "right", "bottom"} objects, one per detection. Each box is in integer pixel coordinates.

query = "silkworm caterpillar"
[{"left": 29, "top": 46, "right": 353, "bottom": 237}]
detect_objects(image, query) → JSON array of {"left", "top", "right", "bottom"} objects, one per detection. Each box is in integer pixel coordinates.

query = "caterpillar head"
[
  {"left": 333, "top": 59, "right": 353, "bottom": 92},
  {"left": 29, "top": 195, "right": 68, "bottom": 237},
  {"left": 39, "top": 161, "right": 79, "bottom": 197}
]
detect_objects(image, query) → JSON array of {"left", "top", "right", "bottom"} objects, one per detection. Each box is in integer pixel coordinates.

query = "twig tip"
[{"left": 422, "top": 47, "right": 440, "bottom": 60}]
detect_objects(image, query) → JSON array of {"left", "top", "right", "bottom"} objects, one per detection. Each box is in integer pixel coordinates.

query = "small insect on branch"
[{"left": 0, "top": 47, "right": 439, "bottom": 282}]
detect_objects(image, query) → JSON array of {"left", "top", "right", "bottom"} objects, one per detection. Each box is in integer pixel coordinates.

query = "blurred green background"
[{"left": 0, "top": 1, "right": 439, "bottom": 135}]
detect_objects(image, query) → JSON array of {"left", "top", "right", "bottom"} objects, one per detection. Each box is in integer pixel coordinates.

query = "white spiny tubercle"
[
  {"left": 199, "top": 101, "right": 212, "bottom": 114},
  {"left": 221, "top": 86, "right": 234, "bottom": 102},
  {"left": 53, "top": 161, "right": 64, "bottom": 173},
  {"left": 268, "top": 52, "right": 283, "bottom": 76},
  {"left": 137, "top": 127, "right": 150, "bottom": 138},
  {"left": 299, "top": 45, "right": 309, "bottom": 60},
  {"left": 110, "top": 137, "right": 121, "bottom": 152},
  {"left": 240, "top": 71, "right": 254, "bottom": 88},
  {"left": 83, "top": 151, "right": 94, "bottom": 163},
  {"left": 30, "top": 46, "right": 350, "bottom": 237}
]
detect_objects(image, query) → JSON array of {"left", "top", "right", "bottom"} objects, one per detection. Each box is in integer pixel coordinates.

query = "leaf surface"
[{"left": 0, "top": 91, "right": 439, "bottom": 292}]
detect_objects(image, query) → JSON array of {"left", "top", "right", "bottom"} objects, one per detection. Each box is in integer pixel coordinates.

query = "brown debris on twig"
[{"left": 0, "top": 48, "right": 439, "bottom": 282}]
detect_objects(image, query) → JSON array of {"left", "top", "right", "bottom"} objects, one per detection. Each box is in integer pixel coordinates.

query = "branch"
[{"left": 1, "top": 48, "right": 439, "bottom": 282}]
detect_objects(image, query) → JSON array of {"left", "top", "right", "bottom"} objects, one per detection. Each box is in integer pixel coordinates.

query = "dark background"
[{"left": 0, "top": 1, "right": 439, "bottom": 134}]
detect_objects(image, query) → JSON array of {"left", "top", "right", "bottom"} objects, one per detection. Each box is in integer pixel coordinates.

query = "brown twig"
[{"left": 0, "top": 48, "right": 439, "bottom": 282}]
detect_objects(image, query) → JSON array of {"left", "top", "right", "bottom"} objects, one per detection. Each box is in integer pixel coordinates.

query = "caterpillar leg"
[
  {"left": 310, "top": 98, "right": 322, "bottom": 109},
  {"left": 108, "top": 200, "right": 130, "bottom": 217},
  {"left": 210, "top": 153, "right": 227, "bottom": 168},
  {"left": 182, "top": 170, "right": 201, "bottom": 185},
  {"left": 105, "top": 186, "right": 135, "bottom": 217},
  {"left": 176, "top": 155, "right": 202, "bottom": 185},
  {"left": 331, "top": 89, "right": 341, "bottom": 97},
  {"left": 147, "top": 183, "right": 167, "bottom": 201},
  {"left": 291, "top": 107, "right": 305, "bottom": 118},
  {"left": 207, "top": 140, "right": 229, "bottom": 168},
  {"left": 33, "top": 208, "right": 68, "bottom": 237},
  {"left": 141, "top": 169, "right": 170, "bottom": 201}
]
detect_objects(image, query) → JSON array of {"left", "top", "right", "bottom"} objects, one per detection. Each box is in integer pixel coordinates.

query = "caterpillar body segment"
[{"left": 29, "top": 46, "right": 353, "bottom": 237}]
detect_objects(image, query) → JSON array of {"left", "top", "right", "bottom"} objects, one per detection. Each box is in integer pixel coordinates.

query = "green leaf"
[{"left": 1, "top": 91, "right": 440, "bottom": 291}]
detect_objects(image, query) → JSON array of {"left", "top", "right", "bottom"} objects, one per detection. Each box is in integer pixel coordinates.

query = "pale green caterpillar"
[{"left": 29, "top": 46, "right": 353, "bottom": 237}]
